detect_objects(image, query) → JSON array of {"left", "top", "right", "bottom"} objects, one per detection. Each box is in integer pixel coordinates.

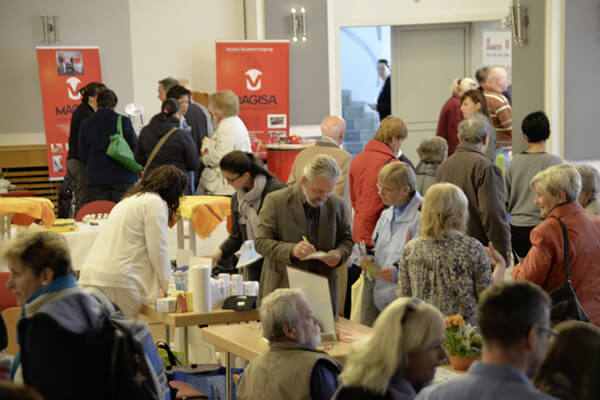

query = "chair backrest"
[
  {"left": 1, "top": 306, "right": 21, "bottom": 355},
  {"left": 75, "top": 200, "right": 117, "bottom": 222},
  {"left": 1, "top": 190, "right": 36, "bottom": 197},
  {"left": 0, "top": 272, "right": 18, "bottom": 311}
]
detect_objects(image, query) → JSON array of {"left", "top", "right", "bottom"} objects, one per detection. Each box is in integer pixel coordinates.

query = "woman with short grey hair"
[
  {"left": 575, "top": 164, "right": 600, "bottom": 215},
  {"left": 513, "top": 164, "right": 600, "bottom": 326}
]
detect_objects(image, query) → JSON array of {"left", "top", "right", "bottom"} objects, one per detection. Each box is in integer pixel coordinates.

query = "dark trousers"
[
  {"left": 88, "top": 183, "right": 133, "bottom": 203},
  {"left": 511, "top": 224, "right": 535, "bottom": 259}
]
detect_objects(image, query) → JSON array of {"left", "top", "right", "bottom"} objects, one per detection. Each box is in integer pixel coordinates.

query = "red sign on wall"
[
  {"left": 36, "top": 46, "right": 103, "bottom": 180},
  {"left": 216, "top": 41, "right": 289, "bottom": 157}
]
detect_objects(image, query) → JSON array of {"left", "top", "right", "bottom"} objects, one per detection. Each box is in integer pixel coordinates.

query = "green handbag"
[{"left": 106, "top": 115, "right": 143, "bottom": 173}]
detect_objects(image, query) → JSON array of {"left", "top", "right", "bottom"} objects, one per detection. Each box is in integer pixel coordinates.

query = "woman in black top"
[
  {"left": 66, "top": 81, "right": 105, "bottom": 212},
  {"left": 210, "top": 151, "right": 286, "bottom": 280},
  {"left": 134, "top": 98, "right": 200, "bottom": 194}
]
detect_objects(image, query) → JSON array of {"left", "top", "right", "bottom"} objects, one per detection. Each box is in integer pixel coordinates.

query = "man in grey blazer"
[{"left": 256, "top": 154, "right": 354, "bottom": 316}]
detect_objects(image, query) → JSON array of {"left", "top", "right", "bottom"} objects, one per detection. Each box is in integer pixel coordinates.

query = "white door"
[{"left": 391, "top": 24, "right": 470, "bottom": 165}]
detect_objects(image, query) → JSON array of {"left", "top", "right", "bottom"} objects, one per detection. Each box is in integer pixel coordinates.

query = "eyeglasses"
[
  {"left": 402, "top": 297, "right": 424, "bottom": 324},
  {"left": 536, "top": 325, "right": 557, "bottom": 338},
  {"left": 225, "top": 174, "right": 243, "bottom": 184},
  {"left": 376, "top": 183, "right": 398, "bottom": 194}
]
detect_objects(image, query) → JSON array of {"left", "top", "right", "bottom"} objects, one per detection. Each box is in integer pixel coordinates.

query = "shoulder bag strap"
[
  {"left": 117, "top": 115, "right": 123, "bottom": 136},
  {"left": 143, "top": 127, "right": 178, "bottom": 173},
  {"left": 556, "top": 217, "right": 573, "bottom": 284},
  {"left": 542, "top": 216, "right": 572, "bottom": 287}
]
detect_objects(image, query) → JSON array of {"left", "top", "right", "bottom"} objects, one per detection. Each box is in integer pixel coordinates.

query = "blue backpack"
[{"left": 87, "top": 288, "right": 171, "bottom": 400}]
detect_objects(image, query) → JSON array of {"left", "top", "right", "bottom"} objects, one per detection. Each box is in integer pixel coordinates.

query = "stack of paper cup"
[
  {"left": 218, "top": 273, "right": 231, "bottom": 296},
  {"left": 230, "top": 274, "right": 244, "bottom": 296},
  {"left": 243, "top": 281, "right": 259, "bottom": 296},
  {"left": 189, "top": 265, "right": 212, "bottom": 312}
]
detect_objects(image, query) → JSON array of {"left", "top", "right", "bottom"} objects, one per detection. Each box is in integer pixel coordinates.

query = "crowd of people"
[{"left": 3, "top": 65, "right": 600, "bottom": 400}]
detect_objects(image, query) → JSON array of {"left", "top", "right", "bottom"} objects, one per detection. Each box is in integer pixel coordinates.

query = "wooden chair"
[
  {"left": 1, "top": 307, "right": 21, "bottom": 355},
  {"left": 75, "top": 200, "right": 116, "bottom": 222}
]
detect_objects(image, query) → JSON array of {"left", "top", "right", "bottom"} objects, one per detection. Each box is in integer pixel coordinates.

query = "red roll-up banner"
[
  {"left": 216, "top": 41, "right": 290, "bottom": 157},
  {"left": 35, "top": 46, "right": 103, "bottom": 180}
]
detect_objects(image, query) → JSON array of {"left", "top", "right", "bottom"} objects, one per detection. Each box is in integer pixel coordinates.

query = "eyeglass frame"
[
  {"left": 224, "top": 173, "right": 244, "bottom": 184},
  {"left": 401, "top": 297, "right": 425, "bottom": 324},
  {"left": 536, "top": 324, "right": 557, "bottom": 338},
  {"left": 376, "top": 183, "right": 399, "bottom": 194}
]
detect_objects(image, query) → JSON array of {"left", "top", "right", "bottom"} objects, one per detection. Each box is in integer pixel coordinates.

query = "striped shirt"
[{"left": 484, "top": 90, "right": 512, "bottom": 149}]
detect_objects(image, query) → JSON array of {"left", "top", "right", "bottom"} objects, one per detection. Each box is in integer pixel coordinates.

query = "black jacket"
[
  {"left": 220, "top": 175, "right": 286, "bottom": 258},
  {"left": 68, "top": 102, "right": 94, "bottom": 160},
  {"left": 185, "top": 101, "right": 211, "bottom": 153},
  {"left": 377, "top": 76, "right": 391, "bottom": 121},
  {"left": 135, "top": 115, "right": 200, "bottom": 177}
]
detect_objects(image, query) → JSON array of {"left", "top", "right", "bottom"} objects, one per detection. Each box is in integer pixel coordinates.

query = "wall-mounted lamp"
[
  {"left": 291, "top": 7, "right": 307, "bottom": 43},
  {"left": 509, "top": 1, "right": 528, "bottom": 46},
  {"left": 41, "top": 15, "right": 58, "bottom": 44}
]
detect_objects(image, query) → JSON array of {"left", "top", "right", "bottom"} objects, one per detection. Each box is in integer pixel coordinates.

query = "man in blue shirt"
[
  {"left": 417, "top": 281, "right": 557, "bottom": 400},
  {"left": 237, "top": 288, "right": 341, "bottom": 400}
]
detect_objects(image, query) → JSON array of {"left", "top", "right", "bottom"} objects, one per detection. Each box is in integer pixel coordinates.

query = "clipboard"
[{"left": 359, "top": 240, "right": 379, "bottom": 280}]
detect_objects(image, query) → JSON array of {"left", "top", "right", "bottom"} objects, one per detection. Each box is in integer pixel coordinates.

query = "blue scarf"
[{"left": 9, "top": 274, "right": 78, "bottom": 381}]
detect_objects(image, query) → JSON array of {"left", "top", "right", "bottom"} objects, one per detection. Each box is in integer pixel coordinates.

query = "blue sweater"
[{"left": 79, "top": 108, "right": 138, "bottom": 185}]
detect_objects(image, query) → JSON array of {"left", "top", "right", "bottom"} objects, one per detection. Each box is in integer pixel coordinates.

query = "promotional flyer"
[
  {"left": 216, "top": 41, "right": 289, "bottom": 157},
  {"left": 36, "top": 46, "right": 102, "bottom": 179}
]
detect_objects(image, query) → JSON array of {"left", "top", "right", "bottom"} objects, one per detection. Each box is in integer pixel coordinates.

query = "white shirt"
[
  {"left": 200, "top": 115, "right": 251, "bottom": 195},
  {"left": 79, "top": 192, "right": 171, "bottom": 300}
]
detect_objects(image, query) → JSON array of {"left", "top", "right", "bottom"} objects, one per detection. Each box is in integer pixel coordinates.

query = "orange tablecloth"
[
  {"left": 0, "top": 197, "right": 55, "bottom": 228},
  {"left": 178, "top": 195, "right": 231, "bottom": 239}
]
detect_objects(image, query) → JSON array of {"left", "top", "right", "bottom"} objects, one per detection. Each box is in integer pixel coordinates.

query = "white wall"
[
  {"left": 128, "top": 0, "right": 244, "bottom": 123},
  {"left": 0, "top": 0, "right": 135, "bottom": 145},
  {"left": 328, "top": 0, "right": 511, "bottom": 116}
]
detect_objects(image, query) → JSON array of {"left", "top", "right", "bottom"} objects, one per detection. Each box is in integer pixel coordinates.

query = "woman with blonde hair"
[
  {"left": 349, "top": 115, "right": 413, "bottom": 247},
  {"left": 198, "top": 89, "right": 251, "bottom": 195},
  {"left": 397, "top": 183, "right": 505, "bottom": 325},
  {"left": 334, "top": 297, "right": 447, "bottom": 399},
  {"left": 436, "top": 77, "right": 477, "bottom": 156}
]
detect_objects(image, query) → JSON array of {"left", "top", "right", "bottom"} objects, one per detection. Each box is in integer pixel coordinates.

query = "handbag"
[
  {"left": 142, "top": 127, "right": 178, "bottom": 176},
  {"left": 106, "top": 115, "right": 143, "bottom": 173},
  {"left": 544, "top": 217, "right": 590, "bottom": 325}
]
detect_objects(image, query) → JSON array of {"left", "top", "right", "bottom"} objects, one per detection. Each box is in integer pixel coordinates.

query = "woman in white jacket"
[
  {"left": 79, "top": 165, "right": 188, "bottom": 317},
  {"left": 199, "top": 90, "right": 251, "bottom": 195}
]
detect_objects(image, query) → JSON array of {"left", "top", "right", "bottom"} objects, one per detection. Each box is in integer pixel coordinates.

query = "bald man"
[{"left": 484, "top": 67, "right": 512, "bottom": 150}]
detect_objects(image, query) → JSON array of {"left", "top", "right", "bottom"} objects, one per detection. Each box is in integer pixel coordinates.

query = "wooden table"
[
  {"left": 139, "top": 304, "right": 260, "bottom": 363},
  {"left": 201, "top": 318, "right": 372, "bottom": 400}
]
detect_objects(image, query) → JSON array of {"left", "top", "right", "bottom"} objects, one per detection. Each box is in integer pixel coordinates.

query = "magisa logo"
[
  {"left": 245, "top": 69, "right": 262, "bottom": 91},
  {"left": 66, "top": 77, "right": 82, "bottom": 100}
]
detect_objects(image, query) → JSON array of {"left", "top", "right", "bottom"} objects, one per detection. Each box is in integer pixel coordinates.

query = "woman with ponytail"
[
  {"left": 210, "top": 150, "right": 286, "bottom": 280},
  {"left": 135, "top": 98, "right": 199, "bottom": 194},
  {"left": 67, "top": 81, "right": 106, "bottom": 212}
]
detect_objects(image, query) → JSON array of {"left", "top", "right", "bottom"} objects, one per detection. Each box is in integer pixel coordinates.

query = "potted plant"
[{"left": 444, "top": 314, "right": 482, "bottom": 371}]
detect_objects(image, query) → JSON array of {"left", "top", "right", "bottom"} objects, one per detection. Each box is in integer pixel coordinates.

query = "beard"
[{"left": 299, "top": 323, "right": 322, "bottom": 348}]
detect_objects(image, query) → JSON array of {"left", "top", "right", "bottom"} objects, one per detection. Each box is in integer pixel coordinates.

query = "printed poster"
[
  {"left": 216, "top": 41, "right": 290, "bottom": 157},
  {"left": 36, "top": 46, "right": 103, "bottom": 180},
  {"left": 483, "top": 31, "right": 512, "bottom": 67}
]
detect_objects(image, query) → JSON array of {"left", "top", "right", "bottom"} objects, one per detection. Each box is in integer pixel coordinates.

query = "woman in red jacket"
[
  {"left": 512, "top": 164, "right": 600, "bottom": 326},
  {"left": 349, "top": 115, "right": 412, "bottom": 246},
  {"left": 435, "top": 78, "right": 477, "bottom": 156}
]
